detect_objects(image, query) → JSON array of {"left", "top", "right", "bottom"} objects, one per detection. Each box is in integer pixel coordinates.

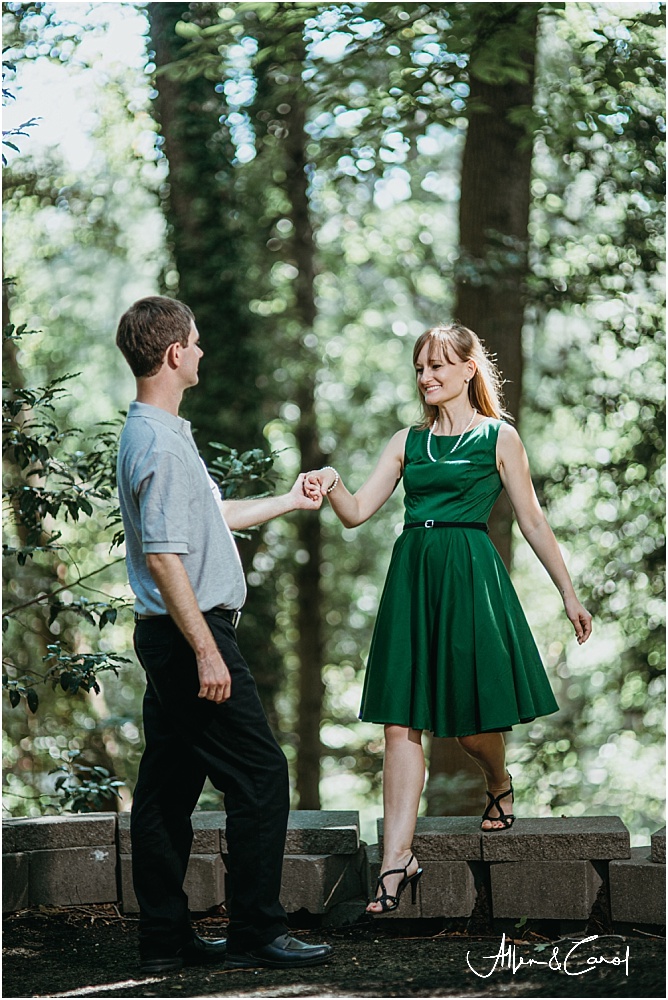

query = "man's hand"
[
  {"left": 197, "top": 646, "right": 232, "bottom": 702},
  {"left": 289, "top": 473, "right": 324, "bottom": 511}
]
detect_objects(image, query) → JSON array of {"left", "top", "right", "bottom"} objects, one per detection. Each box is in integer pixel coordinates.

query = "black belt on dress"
[
  {"left": 134, "top": 606, "right": 242, "bottom": 627},
  {"left": 403, "top": 520, "right": 489, "bottom": 533}
]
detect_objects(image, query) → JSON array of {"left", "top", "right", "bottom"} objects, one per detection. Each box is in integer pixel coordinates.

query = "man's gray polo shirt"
[{"left": 117, "top": 401, "right": 246, "bottom": 616}]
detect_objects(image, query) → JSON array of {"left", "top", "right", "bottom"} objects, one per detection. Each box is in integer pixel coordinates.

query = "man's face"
[{"left": 180, "top": 323, "right": 203, "bottom": 387}]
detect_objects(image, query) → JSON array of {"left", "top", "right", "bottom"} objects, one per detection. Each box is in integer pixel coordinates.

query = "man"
[{"left": 115, "top": 296, "right": 332, "bottom": 973}]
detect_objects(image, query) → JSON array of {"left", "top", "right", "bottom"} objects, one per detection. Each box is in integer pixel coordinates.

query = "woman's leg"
[
  {"left": 457, "top": 732, "right": 513, "bottom": 830},
  {"left": 367, "top": 724, "right": 424, "bottom": 913}
]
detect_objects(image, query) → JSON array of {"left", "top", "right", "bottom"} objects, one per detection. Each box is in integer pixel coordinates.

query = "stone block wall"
[
  {"left": 3, "top": 814, "right": 118, "bottom": 911},
  {"left": 2, "top": 812, "right": 665, "bottom": 929}
]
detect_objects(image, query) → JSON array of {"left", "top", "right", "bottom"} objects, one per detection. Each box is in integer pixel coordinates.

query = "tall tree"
[
  {"left": 240, "top": 3, "right": 326, "bottom": 807},
  {"left": 428, "top": 3, "right": 541, "bottom": 812},
  {"left": 147, "top": 1, "right": 285, "bottom": 724},
  {"left": 454, "top": 2, "right": 540, "bottom": 568}
]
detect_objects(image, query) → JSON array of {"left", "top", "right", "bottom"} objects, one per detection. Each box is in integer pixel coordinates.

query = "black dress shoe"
[
  {"left": 140, "top": 934, "right": 227, "bottom": 974},
  {"left": 225, "top": 933, "right": 332, "bottom": 969}
]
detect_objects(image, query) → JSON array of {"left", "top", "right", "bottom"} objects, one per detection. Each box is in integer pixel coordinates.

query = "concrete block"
[
  {"left": 610, "top": 847, "right": 666, "bottom": 925},
  {"left": 481, "top": 816, "right": 630, "bottom": 862},
  {"left": 379, "top": 816, "right": 482, "bottom": 860},
  {"left": 119, "top": 852, "right": 226, "bottom": 915},
  {"left": 191, "top": 812, "right": 226, "bottom": 853},
  {"left": 117, "top": 811, "right": 131, "bottom": 854},
  {"left": 284, "top": 811, "right": 360, "bottom": 855},
  {"left": 280, "top": 848, "right": 367, "bottom": 914},
  {"left": 221, "top": 810, "right": 360, "bottom": 856},
  {"left": 120, "top": 809, "right": 361, "bottom": 858},
  {"left": 118, "top": 810, "right": 224, "bottom": 855},
  {"left": 28, "top": 846, "right": 118, "bottom": 906},
  {"left": 3, "top": 853, "right": 29, "bottom": 913},
  {"left": 419, "top": 860, "right": 477, "bottom": 918},
  {"left": 651, "top": 826, "right": 665, "bottom": 864},
  {"left": 3, "top": 813, "right": 116, "bottom": 854},
  {"left": 184, "top": 854, "right": 226, "bottom": 912},
  {"left": 119, "top": 854, "right": 138, "bottom": 913},
  {"left": 490, "top": 860, "right": 603, "bottom": 920}
]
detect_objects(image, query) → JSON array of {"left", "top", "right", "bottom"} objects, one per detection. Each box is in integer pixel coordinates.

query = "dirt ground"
[{"left": 2, "top": 906, "right": 665, "bottom": 999}]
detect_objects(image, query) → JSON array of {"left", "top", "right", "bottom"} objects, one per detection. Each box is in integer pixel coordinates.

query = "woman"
[{"left": 304, "top": 323, "right": 592, "bottom": 915}]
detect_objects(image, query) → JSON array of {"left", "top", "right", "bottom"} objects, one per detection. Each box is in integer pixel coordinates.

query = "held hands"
[
  {"left": 564, "top": 595, "right": 593, "bottom": 645},
  {"left": 303, "top": 468, "right": 337, "bottom": 500},
  {"left": 289, "top": 473, "right": 324, "bottom": 511},
  {"left": 197, "top": 647, "right": 232, "bottom": 703}
]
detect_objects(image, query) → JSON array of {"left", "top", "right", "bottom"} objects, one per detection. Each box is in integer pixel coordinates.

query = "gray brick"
[
  {"left": 481, "top": 816, "right": 630, "bottom": 861},
  {"left": 220, "top": 810, "right": 360, "bottom": 856},
  {"left": 119, "top": 853, "right": 226, "bottom": 915},
  {"left": 651, "top": 826, "right": 665, "bottom": 865},
  {"left": 280, "top": 848, "right": 367, "bottom": 914},
  {"left": 119, "top": 855, "right": 138, "bottom": 913},
  {"left": 28, "top": 846, "right": 118, "bottom": 906},
  {"left": 184, "top": 854, "right": 226, "bottom": 912},
  {"left": 610, "top": 846, "right": 666, "bottom": 925},
  {"left": 121, "top": 809, "right": 361, "bottom": 858},
  {"left": 117, "top": 811, "right": 131, "bottom": 854},
  {"left": 378, "top": 816, "right": 482, "bottom": 860},
  {"left": 3, "top": 813, "right": 117, "bottom": 854},
  {"left": 490, "top": 860, "right": 603, "bottom": 920},
  {"left": 191, "top": 812, "right": 225, "bottom": 854},
  {"left": 3, "top": 853, "right": 29, "bottom": 913},
  {"left": 418, "top": 860, "right": 477, "bottom": 918},
  {"left": 118, "top": 810, "right": 224, "bottom": 855}
]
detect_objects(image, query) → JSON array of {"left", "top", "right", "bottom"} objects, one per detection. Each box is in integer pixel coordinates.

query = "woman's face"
[{"left": 414, "top": 340, "right": 474, "bottom": 405}]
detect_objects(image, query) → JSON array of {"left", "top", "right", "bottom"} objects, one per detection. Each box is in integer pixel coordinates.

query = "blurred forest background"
[{"left": 2, "top": 1, "right": 665, "bottom": 845}]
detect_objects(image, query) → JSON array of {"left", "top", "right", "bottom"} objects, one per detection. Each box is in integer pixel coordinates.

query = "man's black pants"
[{"left": 131, "top": 610, "right": 290, "bottom": 957}]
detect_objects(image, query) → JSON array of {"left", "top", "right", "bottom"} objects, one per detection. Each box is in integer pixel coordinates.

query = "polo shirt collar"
[{"left": 127, "top": 400, "right": 190, "bottom": 433}]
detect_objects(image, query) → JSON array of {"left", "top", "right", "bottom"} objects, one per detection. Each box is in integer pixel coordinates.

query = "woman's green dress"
[{"left": 359, "top": 420, "right": 559, "bottom": 737}]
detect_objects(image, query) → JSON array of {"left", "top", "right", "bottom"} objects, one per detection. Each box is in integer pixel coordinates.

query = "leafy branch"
[{"left": 3, "top": 643, "right": 132, "bottom": 714}]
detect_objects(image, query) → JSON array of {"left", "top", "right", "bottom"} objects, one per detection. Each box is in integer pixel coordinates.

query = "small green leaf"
[
  {"left": 9, "top": 689, "right": 20, "bottom": 708},
  {"left": 26, "top": 689, "right": 39, "bottom": 713}
]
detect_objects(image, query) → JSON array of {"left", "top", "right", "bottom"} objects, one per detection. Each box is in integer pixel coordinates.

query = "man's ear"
[{"left": 164, "top": 341, "right": 181, "bottom": 370}]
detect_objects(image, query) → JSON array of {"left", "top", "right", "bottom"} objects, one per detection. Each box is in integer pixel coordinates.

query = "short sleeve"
[{"left": 136, "top": 451, "right": 190, "bottom": 554}]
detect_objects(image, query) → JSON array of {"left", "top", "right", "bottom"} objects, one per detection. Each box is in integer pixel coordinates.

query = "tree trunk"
[
  {"left": 147, "top": 2, "right": 283, "bottom": 725},
  {"left": 279, "top": 36, "right": 326, "bottom": 811},
  {"left": 428, "top": 6, "right": 539, "bottom": 818},
  {"left": 455, "top": 6, "right": 539, "bottom": 570}
]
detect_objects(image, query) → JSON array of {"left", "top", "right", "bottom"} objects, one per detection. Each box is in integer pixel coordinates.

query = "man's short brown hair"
[{"left": 116, "top": 296, "right": 195, "bottom": 378}]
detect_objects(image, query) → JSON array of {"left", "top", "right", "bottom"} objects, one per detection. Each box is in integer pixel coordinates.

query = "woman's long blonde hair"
[{"left": 413, "top": 323, "right": 511, "bottom": 429}]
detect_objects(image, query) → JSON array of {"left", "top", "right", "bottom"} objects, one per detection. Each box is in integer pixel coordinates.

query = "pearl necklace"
[{"left": 427, "top": 409, "right": 477, "bottom": 462}]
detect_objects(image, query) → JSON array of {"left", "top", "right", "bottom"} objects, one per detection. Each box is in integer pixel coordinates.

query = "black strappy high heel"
[
  {"left": 369, "top": 853, "right": 423, "bottom": 913},
  {"left": 481, "top": 773, "right": 515, "bottom": 831}
]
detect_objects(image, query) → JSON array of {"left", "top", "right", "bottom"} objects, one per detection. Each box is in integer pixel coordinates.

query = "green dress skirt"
[{"left": 359, "top": 420, "right": 559, "bottom": 737}]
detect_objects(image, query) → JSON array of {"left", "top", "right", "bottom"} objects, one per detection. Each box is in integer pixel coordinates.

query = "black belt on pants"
[
  {"left": 134, "top": 606, "right": 242, "bottom": 627},
  {"left": 403, "top": 520, "right": 489, "bottom": 533}
]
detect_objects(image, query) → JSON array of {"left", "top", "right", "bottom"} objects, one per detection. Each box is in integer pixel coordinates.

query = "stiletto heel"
[
  {"left": 409, "top": 868, "right": 423, "bottom": 903},
  {"left": 369, "top": 853, "right": 423, "bottom": 913}
]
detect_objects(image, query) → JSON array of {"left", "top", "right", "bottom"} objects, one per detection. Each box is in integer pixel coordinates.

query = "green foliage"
[
  {"left": 50, "top": 750, "right": 126, "bottom": 813},
  {"left": 208, "top": 443, "right": 278, "bottom": 499},
  {"left": 2, "top": 1, "right": 664, "bottom": 837}
]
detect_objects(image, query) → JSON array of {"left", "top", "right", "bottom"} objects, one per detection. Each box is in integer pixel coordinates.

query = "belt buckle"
[{"left": 424, "top": 519, "right": 435, "bottom": 528}]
